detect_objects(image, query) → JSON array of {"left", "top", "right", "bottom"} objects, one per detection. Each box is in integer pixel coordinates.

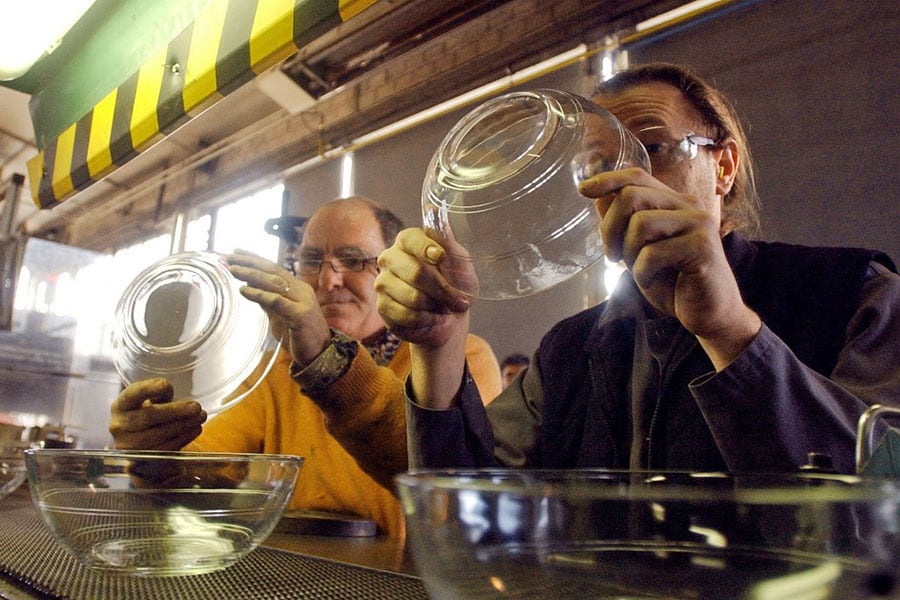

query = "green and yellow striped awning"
[{"left": 27, "top": 0, "right": 375, "bottom": 209}]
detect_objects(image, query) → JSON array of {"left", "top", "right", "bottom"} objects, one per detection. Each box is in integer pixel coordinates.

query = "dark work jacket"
[
  {"left": 408, "top": 233, "right": 897, "bottom": 472},
  {"left": 535, "top": 233, "right": 896, "bottom": 470}
]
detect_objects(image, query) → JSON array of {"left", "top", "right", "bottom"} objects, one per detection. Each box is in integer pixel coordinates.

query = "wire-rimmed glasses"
[
  {"left": 636, "top": 126, "right": 719, "bottom": 171},
  {"left": 292, "top": 256, "right": 378, "bottom": 276}
]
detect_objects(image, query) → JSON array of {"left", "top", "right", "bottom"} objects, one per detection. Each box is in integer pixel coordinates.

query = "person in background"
[
  {"left": 110, "top": 196, "right": 502, "bottom": 537},
  {"left": 374, "top": 63, "right": 900, "bottom": 475},
  {"left": 500, "top": 353, "right": 530, "bottom": 389}
]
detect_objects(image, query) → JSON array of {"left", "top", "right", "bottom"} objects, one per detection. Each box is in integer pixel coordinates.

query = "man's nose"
[{"left": 317, "top": 262, "right": 344, "bottom": 288}]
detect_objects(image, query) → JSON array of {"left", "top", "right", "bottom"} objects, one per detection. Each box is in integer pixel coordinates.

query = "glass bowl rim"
[
  {"left": 24, "top": 448, "right": 304, "bottom": 465},
  {"left": 396, "top": 468, "right": 898, "bottom": 504}
]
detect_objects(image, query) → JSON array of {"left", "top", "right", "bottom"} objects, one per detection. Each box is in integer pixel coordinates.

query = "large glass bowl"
[
  {"left": 25, "top": 449, "right": 303, "bottom": 576},
  {"left": 395, "top": 470, "right": 900, "bottom": 599},
  {"left": 112, "top": 251, "right": 280, "bottom": 415},
  {"left": 422, "top": 89, "right": 649, "bottom": 299}
]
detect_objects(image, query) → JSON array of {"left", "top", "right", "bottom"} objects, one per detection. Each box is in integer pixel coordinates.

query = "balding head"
[
  {"left": 297, "top": 197, "right": 403, "bottom": 342},
  {"left": 306, "top": 197, "right": 404, "bottom": 248}
]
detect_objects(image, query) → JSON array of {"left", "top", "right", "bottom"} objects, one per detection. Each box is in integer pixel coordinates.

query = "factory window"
[{"left": 203, "top": 184, "right": 282, "bottom": 260}]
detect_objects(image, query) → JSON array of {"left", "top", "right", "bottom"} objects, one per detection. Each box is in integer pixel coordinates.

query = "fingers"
[
  {"left": 376, "top": 280, "right": 451, "bottom": 332},
  {"left": 584, "top": 174, "right": 687, "bottom": 263},
  {"left": 227, "top": 253, "right": 294, "bottom": 296},
  {"left": 235, "top": 274, "right": 322, "bottom": 343},
  {"left": 374, "top": 228, "right": 474, "bottom": 348},
  {"left": 375, "top": 283, "right": 466, "bottom": 348},
  {"left": 577, "top": 166, "right": 651, "bottom": 199},
  {"left": 627, "top": 231, "right": 693, "bottom": 316},
  {"left": 236, "top": 281, "right": 303, "bottom": 313},
  {"left": 227, "top": 250, "right": 330, "bottom": 364},
  {"left": 579, "top": 168, "right": 654, "bottom": 262},
  {"left": 109, "top": 404, "right": 205, "bottom": 450},
  {"left": 228, "top": 252, "right": 318, "bottom": 329},
  {"left": 227, "top": 249, "right": 279, "bottom": 271},
  {"left": 231, "top": 267, "right": 293, "bottom": 296},
  {"left": 110, "top": 378, "right": 206, "bottom": 450},
  {"left": 377, "top": 245, "right": 444, "bottom": 310},
  {"left": 617, "top": 206, "right": 705, "bottom": 268},
  {"left": 112, "top": 422, "right": 204, "bottom": 452},
  {"left": 113, "top": 398, "right": 205, "bottom": 433},
  {"left": 415, "top": 228, "right": 476, "bottom": 308},
  {"left": 377, "top": 228, "right": 470, "bottom": 314},
  {"left": 396, "top": 227, "right": 447, "bottom": 265},
  {"left": 113, "top": 378, "right": 174, "bottom": 412}
]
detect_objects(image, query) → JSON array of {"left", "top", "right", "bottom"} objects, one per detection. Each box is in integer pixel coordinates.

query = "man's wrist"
[
  {"left": 289, "top": 328, "right": 359, "bottom": 394},
  {"left": 697, "top": 308, "right": 762, "bottom": 372}
]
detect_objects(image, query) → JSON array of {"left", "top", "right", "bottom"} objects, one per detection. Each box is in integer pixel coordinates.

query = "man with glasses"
[
  {"left": 110, "top": 196, "right": 501, "bottom": 537},
  {"left": 374, "top": 63, "right": 899, "bottom": 474}
]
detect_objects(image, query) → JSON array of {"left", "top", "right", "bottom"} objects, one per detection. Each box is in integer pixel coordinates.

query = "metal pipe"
[
  {"left": 0, "top": 173, "right": 25, "bottom": 330},
  {"left": 856, "top": 404, "right": 900, "bottom": 473},
  {"left": 285, "top": 0, "right": 744, "bottom": 176},
  {"left": 0, "top": 173, "right": 25, "bottom": 241}
]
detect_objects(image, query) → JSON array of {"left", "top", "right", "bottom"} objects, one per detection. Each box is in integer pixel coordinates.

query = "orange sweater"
[{"left": 186, "top": 335, "right": 500, "bottom": 538}]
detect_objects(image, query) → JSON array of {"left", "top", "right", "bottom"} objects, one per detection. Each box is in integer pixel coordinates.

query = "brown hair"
[
  {"left": 593, "top": 63, "right": 760, "bottom": 235},
  {"left": 368, "top": 200, "right": 405, "bottom": 247},
  {"left": 501, "top": 353, "right": 530, "bottom": 368}
]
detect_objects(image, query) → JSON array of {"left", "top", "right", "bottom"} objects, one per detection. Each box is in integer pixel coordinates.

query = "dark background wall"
[{"left": 286, "top": 0, "right": 898, "bottom": 365}]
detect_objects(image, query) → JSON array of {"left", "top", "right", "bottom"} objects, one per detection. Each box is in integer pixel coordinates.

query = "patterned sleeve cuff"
[{"left": 289, "top": 328, "right": 359, "bottom": 395}]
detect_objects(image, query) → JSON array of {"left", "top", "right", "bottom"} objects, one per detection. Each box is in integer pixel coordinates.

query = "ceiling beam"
[{"left": 28, "top": 0, "right": 684, "bottom": 250}]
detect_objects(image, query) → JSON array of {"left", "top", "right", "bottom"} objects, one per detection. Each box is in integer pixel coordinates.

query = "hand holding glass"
[{"left": 421, "top": 89, "right": 650, "bottom": 300}]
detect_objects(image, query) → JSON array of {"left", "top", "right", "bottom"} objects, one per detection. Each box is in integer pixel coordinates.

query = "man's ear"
[{"left": 715, "top": 139, "right": 738, "bottom": 197}]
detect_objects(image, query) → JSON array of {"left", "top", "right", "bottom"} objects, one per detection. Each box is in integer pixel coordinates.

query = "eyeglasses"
[
  {"left": 636, "top": 127, "right": 719, "bottom": 171},
  {"left": 292, "top": 256, "right": 378, "bottom": 276}
]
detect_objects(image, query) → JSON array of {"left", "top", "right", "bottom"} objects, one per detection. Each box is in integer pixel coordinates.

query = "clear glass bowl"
[
  {"left": 396, "top": 469, "right": 900, "bottom": 599},
  {"left": 112, "top": 251, "right": 280, "bottom": 415},
  {"left": 25, "top": 449, "right": 303, "bottom": 576},
  {"left": 422, "top": 89, "right": 649, "bottom": 299}
]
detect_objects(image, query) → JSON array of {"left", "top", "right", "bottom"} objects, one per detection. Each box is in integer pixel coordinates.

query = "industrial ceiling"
[{"left": 0, "top": 0, "right": 695, "bottom": 251}]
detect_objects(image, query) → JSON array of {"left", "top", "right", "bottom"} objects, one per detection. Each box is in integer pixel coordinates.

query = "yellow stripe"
[
  {"left": 249, "top": 0, "right": 297, "bottom": 74},
  {"left": 30, "top": 0, "right": 361, "bottom": 208},
  {"left": 338, "top": 0, "right": 377, "bottom": 21},
  {"left": 87, "top": 88, "right": 117, "bottom": 177},
  {"left": 184, "top": 0, "right": 228, "bottom": 112},
  {"left": 52, "top": 124, "right": 77, "bottom": 199},
  {"left": 26, "top": 151, "right": 44, "bottom": 203},
  {"left": 131, "top": 46, "right": 167, "bottom": 150}
]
